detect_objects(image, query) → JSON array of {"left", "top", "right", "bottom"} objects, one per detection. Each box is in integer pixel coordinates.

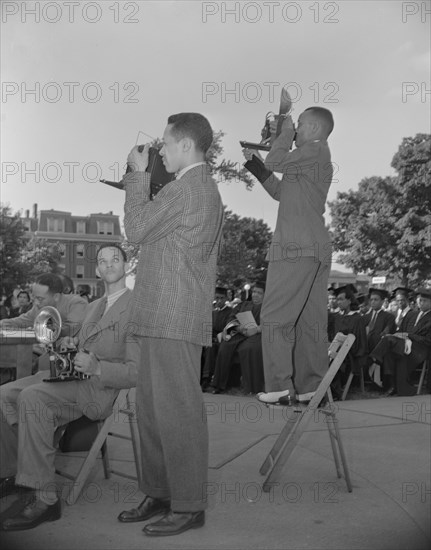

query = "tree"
[
  {"left": 216, "top": 208, "right": 272, "bottom": 287},
  {"left": 0, "top": 205, "right": 61, "bottom": 296},
  {"left": 0, "top": 205, "right": 28, "bottom": 295},
  {"left": 328, "top": 134, "right": 431, "bottom": 286}
]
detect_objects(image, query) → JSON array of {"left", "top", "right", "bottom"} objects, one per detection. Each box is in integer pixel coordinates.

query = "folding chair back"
[{"left": 56, "top": 388, "right": 141, "bottom": 505}]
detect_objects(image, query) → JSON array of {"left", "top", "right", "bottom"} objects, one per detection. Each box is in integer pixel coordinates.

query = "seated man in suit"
[
  {"left": 393, "top": 287, "right": 416, "bottom": 332},
  {"left": 0, "top": 243, "right": 138, "bottom": 531},
  {"left": 211, "top": 282, "right": 265, "bottom": 394},
  {"left": 370, "top": 288, "right": 431, "bottom": 396},
  {"left": 0, "top": 273, "right": 87, "bottom": 337},
  {"left": 201, "top": 287, "right": 232, "bottom": 391},
  {"left": 365, "top": 288, "right": 396, "bottom": 389},
  {"left": 331, "top": 285, "right": 368, "bottom": 398},
  {"left": 0, "top": 273, "right": 89, "bottom": 372}
]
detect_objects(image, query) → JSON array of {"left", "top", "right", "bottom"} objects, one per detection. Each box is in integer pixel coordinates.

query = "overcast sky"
[{"left": 2, "top": 0, "right": 430, "bottom": 242}]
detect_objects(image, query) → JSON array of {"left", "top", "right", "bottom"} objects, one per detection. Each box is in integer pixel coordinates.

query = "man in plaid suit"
[{"left": 119, "top": 113, "right": 224, "bottom": 536}]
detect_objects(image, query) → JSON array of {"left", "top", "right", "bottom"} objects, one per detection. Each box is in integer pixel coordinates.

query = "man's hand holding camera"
[
  {"left": 74, "top": 349, "right": 101, "bottom": 377},
  {"left": 126, "top": 143, "right": 150, "bottom": 173}
]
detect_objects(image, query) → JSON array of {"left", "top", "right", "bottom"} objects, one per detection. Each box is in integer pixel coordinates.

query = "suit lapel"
[{"left": 81, "top": 290, "right": 131, "bottom": 345}]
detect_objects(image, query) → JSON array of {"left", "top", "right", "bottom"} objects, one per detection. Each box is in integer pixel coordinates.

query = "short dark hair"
[
  {"left": 17, "top": 290, "right": 30, "bottom": 301},
  {"left": 96, "top": 243, "right": 127, "bottom": 263},
  {"left": 34, "top": 273, "right": 64, "bottom": 294},
  {"left": 304, "top": 106, "right": 334, "bottom": 137},
  {"left": 58, "top": 274, "right": 75, "bottom": 294},
  {"left": 167, "top": 113, "right": 213, "bottom": 155}
]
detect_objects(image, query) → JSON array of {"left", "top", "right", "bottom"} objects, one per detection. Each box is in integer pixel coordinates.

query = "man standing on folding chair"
[
  {"left": 243, "top": 107, "right": 335, "bottom": 405},
  {"left": 0, "top": 243, "right": 138, "bottom": 531}
]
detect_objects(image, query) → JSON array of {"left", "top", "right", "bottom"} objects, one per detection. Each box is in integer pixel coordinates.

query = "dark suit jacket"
[
  {"left": 365, "top": 309, "right": 396, "bottom": 353},
  {"left": 406, "top": 310, "right": 431, "bottom": 364},
  {"left": 124, "top": 165, "right": 224, "bottom": 346},
  {"left": 397, "top": 308, "right": 417, "bottom": 333}
]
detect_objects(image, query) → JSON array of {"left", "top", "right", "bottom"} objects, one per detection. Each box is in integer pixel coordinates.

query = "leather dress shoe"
[
  {"left": 1, "top": 496, "right": 61, "bottom": 531},
  {"left": 0, "top": 476, "right": 32, "bottom": 500},
  {"left": 143, "top": 510, "right": 205, "bottom": 537},
  {"left": 117, "top": 496, "right": 170, "bottom": 523}
]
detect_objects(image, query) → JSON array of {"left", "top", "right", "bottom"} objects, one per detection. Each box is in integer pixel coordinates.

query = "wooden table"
[{"left": 0, "top": 331, "right": 36, "bottom": 380}]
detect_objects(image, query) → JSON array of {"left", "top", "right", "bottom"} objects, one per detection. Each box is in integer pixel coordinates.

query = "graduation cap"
[
  {"left": 215, "top": 286, "right": 228, "bottom": 296},
  {"left": 333, "top": 284, "right": 358, "bottom": 297},
  {"left": 368, "top": 288, "right": 389, "bottom": 300},
  {"left": 415, "top": 287, "right": 431, "bottom": 299},
  {"left": 391, "top": 287, "right": 412, "bottom": 299}
]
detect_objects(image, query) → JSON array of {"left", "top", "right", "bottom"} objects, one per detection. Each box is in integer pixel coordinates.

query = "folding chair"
[
  {"left": 260, "top": 333, "right": 356, "bottom": 493},
  {"left": 340, "top": 363, "right": 365, "bottom": 401},
  {"left": 416, "top": 357, "right": 430, "bottom": 395},
  {"left": 56, "top": 388, "right": 142, "bottom": 505}
]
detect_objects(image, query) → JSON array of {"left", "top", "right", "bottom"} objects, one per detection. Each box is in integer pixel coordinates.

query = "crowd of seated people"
[
  {"left": 328, "top": 284, "right": 431, "bottom": 397},
  {"left": 201, "top": 282, "right": 265, "bottom": 395}
]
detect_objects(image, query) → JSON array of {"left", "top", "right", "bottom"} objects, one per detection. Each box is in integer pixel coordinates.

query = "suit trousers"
[
  {"left": 0, "top": 371, "right": 98, "bottom": 490},
  {"left": 135, "top": 337, "right": 208, "bottom": 512},
  {"left": 261, "top": 257, "right": 330, "bottom": 394}
]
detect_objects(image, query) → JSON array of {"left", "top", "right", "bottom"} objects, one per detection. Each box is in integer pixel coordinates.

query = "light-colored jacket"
[{"left": 75, "top": 289, "right": 138, "bottom": 420}]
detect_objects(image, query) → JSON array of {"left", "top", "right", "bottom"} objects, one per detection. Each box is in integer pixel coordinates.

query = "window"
[
  {"left": 97, "top": 221, "right": 114, "bottom": 235},
  {"left": 22, "top": 219, "right": 31, "bottom": 232},
  {"left": 76, "top": 244, "right": 84, "bottom": 258},
  {"left": 76, "top": 265, "right": 85, "bottom": 279},
  {"left": 76, "top": 220, "right": 86, "bottom": 234},
  {"left": 47, "top": 217, "right": 65, "bottom": 232}
]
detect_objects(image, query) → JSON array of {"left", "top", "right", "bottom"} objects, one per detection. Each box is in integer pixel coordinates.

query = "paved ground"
[{"left": 1, "top": 389, "right": 430, "bottom": 550}]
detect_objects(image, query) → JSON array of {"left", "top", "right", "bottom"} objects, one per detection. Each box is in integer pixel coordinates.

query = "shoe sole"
[
  {"left": 118, "top": 508, "right": 169, "bottom": 523},
  {"left": 2, "top": 510, "right": 61, "bottom": 531},
  {"left": 144, "top": 518, "right": 205, "bottom": 537}
]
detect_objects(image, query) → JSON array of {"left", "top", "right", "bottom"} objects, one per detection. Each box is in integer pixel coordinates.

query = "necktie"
[
  {"left": 414, "top": 311, "right": 423, "bottom": 326},
  {"left": 369, "top": 311, "right": 377, "bottom": 331},
  {"left": 97, "top": 296, "right": 108, "bottom": 321}
]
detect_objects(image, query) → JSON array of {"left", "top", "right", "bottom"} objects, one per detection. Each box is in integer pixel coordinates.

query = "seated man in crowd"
[
  {"left": 8, "top": 291, "right": 32, "bottom": 318},
  {"left": 331, "top": 285, "right": 368, "bottom": 398},
  {"left": 0, "top": 244, "right": 138, "bottom": 531},
  {"left": 364, "top": 288, "right": 396, "bottom": 389},
  {"left": 0, "top": 273, "right": 88, "bottom": 373},
  {"left": 393, "top": 287, "right": 416, "bottom": 332},
  {"left": 201, "top": 286, "right": 232, "bottom": 391},
  {"left": 211, "top": 282, "right": 265, "bottom": 395},
  {"left": 370, "top": 288, "right": 431, "bottom": 396},
  {"left": 0, "top": 273, "right": 87, "bottom": 338}
]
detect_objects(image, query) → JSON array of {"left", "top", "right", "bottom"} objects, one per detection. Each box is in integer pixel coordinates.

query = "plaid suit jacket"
[{"left": 124, "top": 165, "right": 224, "bottom": 346}]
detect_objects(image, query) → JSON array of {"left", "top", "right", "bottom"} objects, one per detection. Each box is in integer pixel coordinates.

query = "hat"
[
  {"left": 328, "top": 285, "right": 336, "bottom": 294},
  {"left": 334, "top": 284, "right": 358, "bottom": 297},
  {"left": 253, "top": 281, "right": 266, "bottom": 291},
  {"left": 215, "top": 286, "right": 228, "bottom": 296},
  {"left": 415, "top": 287, "right": 431, "bottom": 299},
  {"left": 368, "top": 288, "right": 389, "bottom": 300},
  {"left": 391, "top": 287, "right": 412, "bottom": 298}
]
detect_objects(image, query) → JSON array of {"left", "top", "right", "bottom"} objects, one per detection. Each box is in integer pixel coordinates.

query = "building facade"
[{"left": 21, "top": 204, "right": 122, "bottom": 299}]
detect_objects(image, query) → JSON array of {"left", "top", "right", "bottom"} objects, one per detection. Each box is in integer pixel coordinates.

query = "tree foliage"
[
  {"left": 328, "top": 134, "right": 431, "bottom": 286},
  {"left": 0, "top": 205, "right": 61, "bottom": 296},
  {"left": 216, "top": 208, "right": 272, "bottom": 288}
]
